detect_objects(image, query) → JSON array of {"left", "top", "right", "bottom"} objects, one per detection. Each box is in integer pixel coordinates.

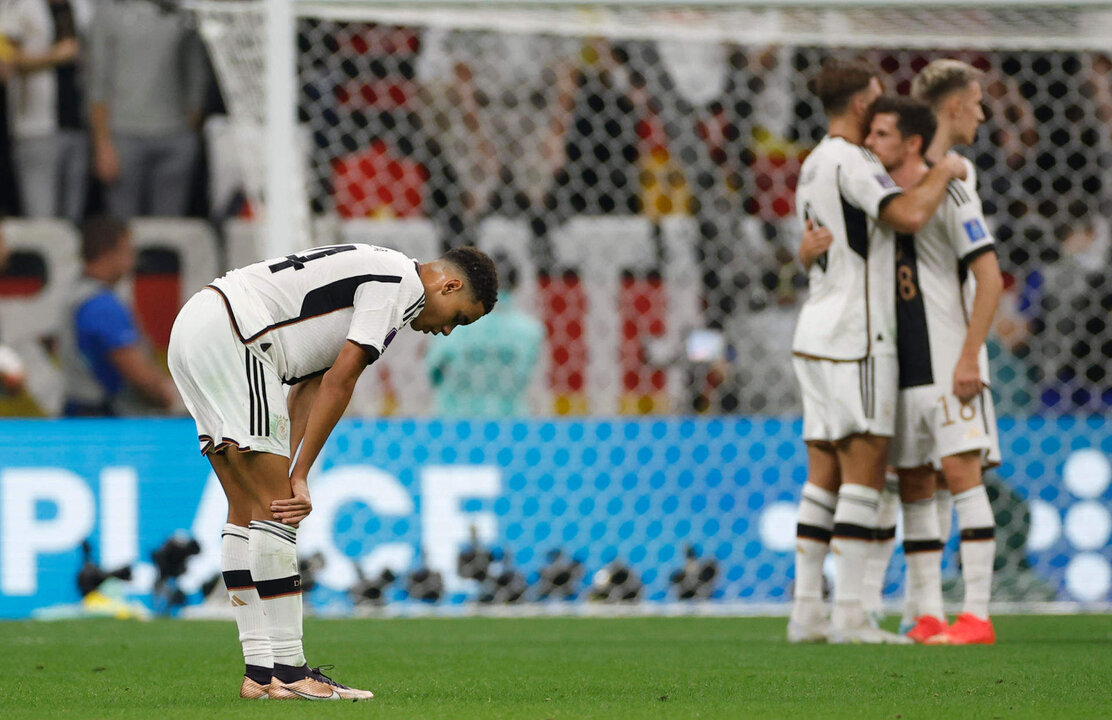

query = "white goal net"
[{"left": 192, "top": 1, "right": 1112, "bottom": 609}]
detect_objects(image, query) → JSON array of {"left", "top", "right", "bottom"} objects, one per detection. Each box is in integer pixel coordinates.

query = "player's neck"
[
  {"left": 890, "top": 157, "right": 930, "bottom": 192},
  {"left": 827, "top": 116, "right": 863, "bottom": 146}
]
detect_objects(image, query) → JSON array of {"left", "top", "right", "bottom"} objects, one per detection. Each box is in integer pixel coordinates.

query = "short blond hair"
[{"left": 911, "top": 59, "right": 984, "bottom": 109}]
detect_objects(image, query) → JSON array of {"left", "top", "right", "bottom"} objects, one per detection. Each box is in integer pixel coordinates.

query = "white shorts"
[
  {"left": 891, "top": 384, "right": 1001, "bottom": 470},
  {"left": 793, "top": 355, "right": 896, "bottom": 442},
  {"left": 168, "top": 288, "right": 291, "bottom": 457}
]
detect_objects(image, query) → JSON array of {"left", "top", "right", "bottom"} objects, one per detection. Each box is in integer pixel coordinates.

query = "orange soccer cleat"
[
  {"left": 906, "top": 615, "right": 948, "bottom": 644},
  {"left": 925, "top": 613, "right": 995, "bottom": 645},
  {"left": 239, "top": 676, "right": 270, "bottom": 699},
  {"left": 269, "top": 665, "right": 374, "bottom": 701}
]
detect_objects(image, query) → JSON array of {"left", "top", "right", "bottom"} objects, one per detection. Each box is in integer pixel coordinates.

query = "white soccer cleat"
[
  {"left": 787, "top": 618, "right": 830, "bottom": 644},
  {"left": 829, "top": 623, "right": 913, "bottom": 645}
]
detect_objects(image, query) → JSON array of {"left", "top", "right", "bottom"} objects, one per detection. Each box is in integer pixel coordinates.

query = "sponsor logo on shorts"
[{"left": 274, "top": 416, "right": 290, "bottom": 442}]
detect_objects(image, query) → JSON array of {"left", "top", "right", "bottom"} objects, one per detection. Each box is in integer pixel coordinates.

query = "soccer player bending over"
[
  {"left": 788, "top": 58, "right": 967, "bottom": 644},
  {"left": 168, "top": 244, "right": 498, "bottom": 698}
]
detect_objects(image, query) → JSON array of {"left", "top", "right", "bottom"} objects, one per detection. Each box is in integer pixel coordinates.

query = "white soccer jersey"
[
  {"left": 895, "top": 157, "right": 995, "bottom": 390},
  {"left": 792, "top": 135, "right": 904, "bottom": 360},
  {"left": 209, "top": 244, "right": 426, "bottom": 383}
]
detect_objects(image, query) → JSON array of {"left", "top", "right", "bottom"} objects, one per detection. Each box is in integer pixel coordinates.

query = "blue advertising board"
[{"left": 0, "top": 416, "right": 1109, "bottom": 618}]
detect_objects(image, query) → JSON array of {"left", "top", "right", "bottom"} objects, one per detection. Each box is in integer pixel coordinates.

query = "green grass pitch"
[{"left": 3, "top": 615, "right": 1110, "bottom": 719}]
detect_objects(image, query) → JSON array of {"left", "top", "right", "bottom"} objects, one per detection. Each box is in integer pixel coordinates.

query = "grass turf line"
[{"left": 2, "top": 615, "right": 1110, "bottom": 719}]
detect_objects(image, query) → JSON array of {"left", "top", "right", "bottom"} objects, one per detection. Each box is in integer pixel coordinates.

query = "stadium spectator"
[
  {"left": 787, "top": 58, "right": 965, "bottom": 645},
  {"left": 86, "top": 0, "right": 209, "bottom": 220},
  {"left": 0, "top": 0, "right": 90, "bottom": 222},
  {"left": 549, "top": 38, "right": 642, "bottom": 218},
  {"left": 167, "top": 243, "right": 497, "bottom": 701},
  {"left": 986, "top": 272, "right": 1037, "bottom": 415},
  {"left": 426, "top": 254, "right": 544, "bottom": 416},
  {"left": 0, "top": 225, "right": 26, "bottom": 395},
  {"left": 58, "top": 215, "right": 177, "bottom": 416},
  {"left": 1030, "top": 219, "right": 1112, "bottom": 411}
]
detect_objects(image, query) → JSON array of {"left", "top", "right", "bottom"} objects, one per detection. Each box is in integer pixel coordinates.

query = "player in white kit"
[
  {"left": 788, "top": 58, "right": 969, "bottom": 644},
  {"left": 168, "top": 244, "right": 497, "bottom": 698},
  {"left": 897, "top": 61, "right": 1002, "bottom": 645}
]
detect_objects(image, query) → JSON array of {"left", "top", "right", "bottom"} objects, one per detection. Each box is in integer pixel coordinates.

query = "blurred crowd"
[{"left": 1, "top": 4, "right": 1110, "bottom": 417}]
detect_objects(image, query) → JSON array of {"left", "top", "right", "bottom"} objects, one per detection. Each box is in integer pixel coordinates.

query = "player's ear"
[{"left": 443, "top": 276, "right": 463, "bottom": 294}]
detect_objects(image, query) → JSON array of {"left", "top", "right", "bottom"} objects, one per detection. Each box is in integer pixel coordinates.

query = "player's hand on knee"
[{"left": 271, "top": 478, "right": 312, "bottom": 526}]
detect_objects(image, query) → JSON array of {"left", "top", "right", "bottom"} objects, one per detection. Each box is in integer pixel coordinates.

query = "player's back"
[
  {"left": 793, "top": 136, "right": 902, "bottom": 361},
  {"left": 211, "top": 244, "right": 425, "bottom": 383}
]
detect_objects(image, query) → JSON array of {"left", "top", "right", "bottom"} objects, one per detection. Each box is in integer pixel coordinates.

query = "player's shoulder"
[
  {"left": 943, "top": 155, "right": 979, "bottom": 208},
  {"left": 362, "top": 244, "right": 421, "bottom": 280},
  {"left": 819, "top": 135, "right": 884, "bottom": 167}
]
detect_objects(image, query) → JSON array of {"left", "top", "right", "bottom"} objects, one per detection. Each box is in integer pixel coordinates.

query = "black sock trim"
[
  {"left": 246, "top": 664, "right": 273, "bottom": 685},
  {"left": 797, "top": 523, "right": 833, "bottom": 543},
  {"left": 223, "top": 570, "right": 254, "bottom": 590},
  {"left": 903, "top": 539, "right": 944, "bottom": 553},
  {"left": 875, "top": 526, "right": 897, "bottom": 541},
  {"left": 256, "top": 575, "right": 302, "bottom": 599},
  {"left": 274, "top": 663, "right": 310, "bottom": 684},
  {"left": 833, "top": 522, "right": 875, "bottom": 541},
  {"left": 960, "top": 526, "right": 995, "bottom": 541}
]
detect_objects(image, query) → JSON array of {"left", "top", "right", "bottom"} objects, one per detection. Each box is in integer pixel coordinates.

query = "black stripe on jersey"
[
  {"left": 299, "top": 274, "right": 402, "bottom": 318},
  {"left": 245, "top": 351, "right": 256, "bottom": 435},
  {"left": 841, "top": 194, "right": 870, "bottom": 260},
  {"left": 238, "top": 274, "right": 404, "bottom": 344},
  {"left": 268, "top": 245, "right": 357, "bottom": 273},
  {"left": 895, "top": 233, "right": 934, "bottom": 388},
  {"left": 402, "top": 296, "right": 426, "bottom": 324},
  {"left": 957, "top": 243, "right": 997, "bottom": 285},
  {"left": 946, "top": 180, "right": 970, "bottom": 206}
]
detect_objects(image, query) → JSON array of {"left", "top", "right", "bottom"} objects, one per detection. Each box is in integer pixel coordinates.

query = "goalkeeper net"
[{"left": 193, "top": 1, "right": 1112, "bottom": 608}]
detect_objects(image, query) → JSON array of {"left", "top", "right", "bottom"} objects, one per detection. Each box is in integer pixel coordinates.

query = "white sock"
[
  {"left": 863, "top": 477, "right": 899, "bottom": 616},
  {"left": 792, "top": 483, "right": 836, "bottom": 625},
  {"left": 953, "top": 485, "right": 995, "bottom": 619},
  {"left": 935, "top": 489, "right": 953, "bottom": 544},
  {"left": 222, "top": 524, "right": 273, "bottom": 669},
  {"left": 249, "top": 520, "right": 306, "bottom": 668},
  {"left": 831, "top": 484, "right": 879, "bottom": 629},
  {"left": 901, "top": 499, "right": 944, "bottom": 622}
]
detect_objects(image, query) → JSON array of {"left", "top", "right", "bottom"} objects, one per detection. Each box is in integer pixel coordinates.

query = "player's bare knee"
[
  {"left": 940, "top": 451, "right": 983, "bottom": 494},
  {"left": 898, "top": 467, "right": 936, "bottom": 502}
]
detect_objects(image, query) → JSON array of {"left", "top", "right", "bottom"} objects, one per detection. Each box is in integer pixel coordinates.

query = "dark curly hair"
[{"left": 443, "top": 246, "right": 499, "bottom": 314}]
